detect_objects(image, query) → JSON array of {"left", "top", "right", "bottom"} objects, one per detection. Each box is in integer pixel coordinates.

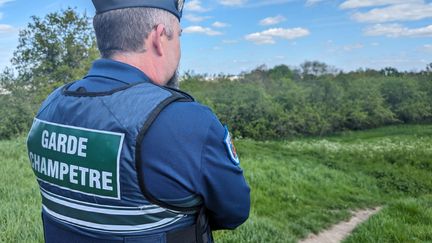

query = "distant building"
[
  {"left": 228, "top": 75, "right": 240, "bottom": 81},
  {"left": 0, "top": 87, "right": 10, "bottom": 95},
  {"left": 179, "top": 74, "right": 243, "bottom": 82},
  {"left": 204, "top": 75, "right": 242, "bottom": 81},
  {"left": 204, "top": 76, "right": 216, "bottom": 81}
]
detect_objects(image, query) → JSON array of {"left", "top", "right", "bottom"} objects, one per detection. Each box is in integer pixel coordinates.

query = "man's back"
[
  {"left": 69, "top": 59, "right": 250, "bottom": 229},
  {"left": 27, "top": 1, "right": 250, "bottom": 241}
]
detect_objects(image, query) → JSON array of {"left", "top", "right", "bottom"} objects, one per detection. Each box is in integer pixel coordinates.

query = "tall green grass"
[
  {"left": 215, "top": 125, "right": 432, "bottom": 242},
  {"left": 1, "top": 125, "right": 431, "bottom": 242},
  {"left": 0, "top": 138, "right": 43, "bottom": 242},
  {"left": 344, "top": 196, "right": 432, "bottom": 243}
]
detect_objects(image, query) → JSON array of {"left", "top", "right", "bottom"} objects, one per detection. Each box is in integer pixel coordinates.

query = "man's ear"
[{"left": 152, "top": 24, "right": 165, "bottom": 56}]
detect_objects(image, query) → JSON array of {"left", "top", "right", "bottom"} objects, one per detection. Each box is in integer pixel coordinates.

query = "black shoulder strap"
[
  {"left": 135, "top": 89, "right": 201, "bottom": 213},
  {"left": 162, "top": 86, "right": 196, "bottom": 102},
  {"left": 61, "top": 81, "right": 149, "bottom": 97}
]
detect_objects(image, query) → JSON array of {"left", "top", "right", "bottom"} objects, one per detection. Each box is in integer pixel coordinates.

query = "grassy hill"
[{"left": 1, "top": 125, "right": 431, "bottom": 242}]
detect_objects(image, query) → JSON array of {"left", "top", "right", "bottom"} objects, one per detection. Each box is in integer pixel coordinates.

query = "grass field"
[{"left": 1, "top": 125, "right": 431, "bottom": 242}]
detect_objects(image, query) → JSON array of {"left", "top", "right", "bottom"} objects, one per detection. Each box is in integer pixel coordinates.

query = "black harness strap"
[
  {"left": 166, "top": 208, "right": 212, "bottom": 243},
  {"left": 135, "top": 87, "right": 213, "bottom": 242}
]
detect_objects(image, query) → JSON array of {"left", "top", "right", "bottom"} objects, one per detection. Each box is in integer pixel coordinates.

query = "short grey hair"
[{"left": 93, "top": 8, "right": 177, "bottom": 58}]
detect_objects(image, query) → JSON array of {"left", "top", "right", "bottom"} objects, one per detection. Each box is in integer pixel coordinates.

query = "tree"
[
  {"left": 268, "top": 65, "right": 293, "bottom": 80},
  {"left": 421, "top": 63, "right": 432, "bottom": 79},
  {"left": 381, "top": 78, "right": 431, "bottom": 122},
  {"left": 0, "top": 8, "right": 99, "bottom": 139},
  {"left": 426, "top": 63, "right": 432, "bottom": 73},
  {"left": 380, "top": 67, "right": 400, "bottom": 77},
  {"left": 0, "top": 89, "right": 37, "bottom": 139},
  {"left": 342, "top": 78, "right": 395, "bottom": 129},
  {"left": 11, "top": 7, "right": 98, "bottom": 101},
  {"left": 300, "top": 61, "right": 337, "bottom": 79}
]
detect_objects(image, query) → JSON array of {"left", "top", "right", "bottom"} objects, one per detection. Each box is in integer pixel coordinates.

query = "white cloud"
[
  {"left": 183, "top": 26, "right": 223, "bottom": 36},
  {"left": 259, "top": 15, "right": 286, "bottom": 26},
  {"left": 0, "top": 0, "right": 12, "bottom": 21},
  {"left": 339, "top": 0, "right": 422, "bottom": 9},
  {"left": 245, "top": 33, "right": 275, "bottom": 44},
  {"left": 0, "top": 24, "right": 15, "bottom": 34},
  {"left": 343, "top": 43, "right": 364, "bottom": 51},
  {"left": 364, "top": 24, "right": 432, "bottom": 37},
  {"left": 219, "top": 0, "right": 248, "bottom": 6},
  {"left": 0, "top": 0, "right": 13, "bottom": 7},
  {"left": 325, "top": 41, "right": 365, "bottom": 53},
  {"left": 306, "top": 0, "right": 325, "bottom": 6},
  {"left": 352, "top": 3, "right": 432, "bottom": 23},
  {"left": 422, "top": 44, "right": 432, "bottom": 52},
  {"left": 184, "top": 14, "right": 212, "bottom": 23},
  {"left": 212, "top": 21, "right": 229, "bottom": 28},
  {"left": 185, "top": 0, "right": 209, "bottom": 12},
  {"left": 245, "top": 27, "right": 310, "bottom": 45}
]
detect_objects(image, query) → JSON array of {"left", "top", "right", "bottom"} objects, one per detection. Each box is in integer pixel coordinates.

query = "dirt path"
[{"left": 299, "top": 207, "right": 382, "bottom": 243}]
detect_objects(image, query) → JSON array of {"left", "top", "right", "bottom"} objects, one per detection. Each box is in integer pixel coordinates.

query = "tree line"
[
  {"left": 180, "top": 64, "right": 432, "bottom": 140},
  {"left": 1, "top": 8, "right": 431, "bottom": 140}
]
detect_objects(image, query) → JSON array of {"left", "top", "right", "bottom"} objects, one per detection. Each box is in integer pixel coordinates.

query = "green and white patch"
[{"left": 27, "top": 119, "right": 124, "bottom": 199}]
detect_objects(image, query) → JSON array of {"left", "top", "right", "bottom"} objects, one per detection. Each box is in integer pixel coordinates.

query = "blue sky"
[{"left": 0, "top": 0, "right": 431, "bottom": 75}]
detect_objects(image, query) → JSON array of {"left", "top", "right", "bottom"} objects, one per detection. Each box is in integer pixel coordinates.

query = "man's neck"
[{"left": 111, "top": 53, "right": 164, "bottom": 86}]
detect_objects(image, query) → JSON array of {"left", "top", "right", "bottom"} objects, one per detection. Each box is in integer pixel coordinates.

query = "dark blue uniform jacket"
[{"left": 68, "top": 59, "right": 250, "bottom": 230}]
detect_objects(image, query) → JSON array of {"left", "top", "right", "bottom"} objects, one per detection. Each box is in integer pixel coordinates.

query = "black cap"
[{"left": 92, "top": 0, "right": 185, "bottom": 21}]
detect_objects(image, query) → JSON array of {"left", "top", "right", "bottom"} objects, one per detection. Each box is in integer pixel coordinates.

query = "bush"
[
  {"left": 380, "top": 78, "right": 431, "bottom": 122},
  {"left": 181, "top": 65, "right": 432, "bottom": 140},
  {"left": 0, "top": 89, "right": 36, "bottom": 140}
]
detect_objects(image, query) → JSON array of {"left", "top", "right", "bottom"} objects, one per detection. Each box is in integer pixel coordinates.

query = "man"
[{"left": 26, "top": 0, "right": 250, "bottom": 242}]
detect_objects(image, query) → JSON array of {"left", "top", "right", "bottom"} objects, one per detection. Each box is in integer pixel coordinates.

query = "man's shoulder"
[
  {"left": 165, "top": 101, "right": 220, "bottom": 125},
  {"left": 151, "top": 100, "right": 223, "bottom": 138}
]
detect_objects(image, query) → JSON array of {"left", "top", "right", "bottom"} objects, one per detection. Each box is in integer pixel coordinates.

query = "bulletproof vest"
[{"left": 26, "top": 82, "right": 207, "bottom": 242}]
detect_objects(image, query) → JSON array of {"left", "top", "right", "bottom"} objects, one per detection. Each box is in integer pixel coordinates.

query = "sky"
[{"left": 0, "top": 0, "right": 431, "bottom": 75}]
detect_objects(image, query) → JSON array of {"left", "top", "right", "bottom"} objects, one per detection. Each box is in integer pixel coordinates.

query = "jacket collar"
[{"left": 85, "top": 59, "right": 152, "bottom": 85}]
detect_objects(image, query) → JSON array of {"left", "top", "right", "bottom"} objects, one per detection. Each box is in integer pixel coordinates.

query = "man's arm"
[
  {"left": 198, "top": 116, "right": 251, "bottom": 230},
  {"left": 139, "top": 101, "right": 250, "bottom": 229}
]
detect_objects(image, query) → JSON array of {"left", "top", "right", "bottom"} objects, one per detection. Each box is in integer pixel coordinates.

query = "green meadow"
[{"left": 1, "top": 125, "right": 432, "bottom": 242}]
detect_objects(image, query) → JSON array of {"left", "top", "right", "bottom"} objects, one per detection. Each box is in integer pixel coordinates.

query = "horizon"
[{"left": 0, "top": 0, "right": 431, "bottom": 75}]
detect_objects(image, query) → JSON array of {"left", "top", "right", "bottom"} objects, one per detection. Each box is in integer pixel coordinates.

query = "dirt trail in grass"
[{"left": 299, "top": 207, "right": 382, "bottom": 243}]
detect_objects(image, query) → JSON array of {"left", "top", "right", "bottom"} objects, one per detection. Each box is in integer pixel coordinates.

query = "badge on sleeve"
[{"left": 223, "top": 126, "right": 240, "bottom": 166}]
